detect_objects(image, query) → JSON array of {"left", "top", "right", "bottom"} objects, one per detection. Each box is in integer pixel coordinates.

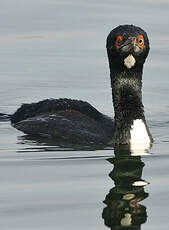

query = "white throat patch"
[{"left": 124, "top": 54, "right": 136, "bottom": 69}]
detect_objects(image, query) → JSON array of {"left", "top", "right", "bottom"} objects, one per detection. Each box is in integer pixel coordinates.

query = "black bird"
[{"left": 10, "top": 25, "right": 153, "bottom": 146}]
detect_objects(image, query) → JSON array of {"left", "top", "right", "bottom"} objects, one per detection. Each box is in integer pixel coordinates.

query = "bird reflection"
[{"left": 102, "top": 145, "right": 149, "bottom": 230}]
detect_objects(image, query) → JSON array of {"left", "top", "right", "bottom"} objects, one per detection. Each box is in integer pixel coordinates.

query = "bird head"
[{"left": 106, "top": 25, "right": 150, "bottom": 70}]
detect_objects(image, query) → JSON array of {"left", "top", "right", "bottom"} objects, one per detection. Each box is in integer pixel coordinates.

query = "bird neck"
[{"left": 110, "top": 66, "right": 151, "bottom": 145}]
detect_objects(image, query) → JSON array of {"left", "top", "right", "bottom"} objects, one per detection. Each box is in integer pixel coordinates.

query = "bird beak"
[{"left": 120, "top": 37, "right": 138, "bottom": 53}]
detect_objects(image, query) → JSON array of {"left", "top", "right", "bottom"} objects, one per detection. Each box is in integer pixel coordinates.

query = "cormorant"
[{"left": 9, "top": 25, "right": 153, "bottom": 146}]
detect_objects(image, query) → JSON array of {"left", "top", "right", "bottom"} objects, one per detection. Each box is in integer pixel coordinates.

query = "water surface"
[{"left": 0, "top": 0, "right": 169, "bottom": 229}]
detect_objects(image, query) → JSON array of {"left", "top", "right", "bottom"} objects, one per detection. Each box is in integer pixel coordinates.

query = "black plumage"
[
  {"left": 10, "top": 25, "right": 153, "bottom": 146},
  {"left": 11, "top": 99, "right": 114, "bottom": 145}
]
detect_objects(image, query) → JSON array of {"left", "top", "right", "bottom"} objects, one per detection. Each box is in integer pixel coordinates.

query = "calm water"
[{"left": 0, "top": 0, "right": 169, "bottom": 229}]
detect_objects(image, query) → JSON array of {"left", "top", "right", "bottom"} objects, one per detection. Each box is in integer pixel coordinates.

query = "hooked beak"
[{"left": 120, "top": 37, "right": 140, "bottom": 54}]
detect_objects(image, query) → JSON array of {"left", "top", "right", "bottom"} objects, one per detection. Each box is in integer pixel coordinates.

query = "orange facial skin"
[
  {"left": 137, "top": 35, "right": 144, "bottom": 49},
  {"left": 115, "top": 34, "right": 145, "bottom": 50},
  {"left": 115, "top": 35, "right": 123, "bottom": 49}
]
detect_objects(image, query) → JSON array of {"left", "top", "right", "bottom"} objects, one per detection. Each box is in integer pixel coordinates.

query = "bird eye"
[
  {"left": 115, "top": 35, "right": 123, "bottom": 48},
  {"left": 137, "top": 35, "right": 144, "bottom": 49},
  {"left": 139, "top": 39, "right": 143, "bottom": 44}
]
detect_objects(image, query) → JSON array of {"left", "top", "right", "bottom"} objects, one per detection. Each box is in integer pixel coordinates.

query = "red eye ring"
[
  {"left": 115, "top": 35, "right": 123, "bottom": 49},
  {"left": 137, "top": 35, "right": 144, "bottom": 49}
]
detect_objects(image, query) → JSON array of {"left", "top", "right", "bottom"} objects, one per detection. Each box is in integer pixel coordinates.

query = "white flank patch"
[
  {"left": 124, "top": 54, "right": 136, "bottom": 69},
  {"left": 130, "top": 119, "right": 150, "bottom": 144}
]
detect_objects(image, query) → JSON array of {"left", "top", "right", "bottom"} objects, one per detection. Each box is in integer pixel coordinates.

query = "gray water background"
[{"left": 0, "top": 0, "right": 169, "bottom": 229}]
